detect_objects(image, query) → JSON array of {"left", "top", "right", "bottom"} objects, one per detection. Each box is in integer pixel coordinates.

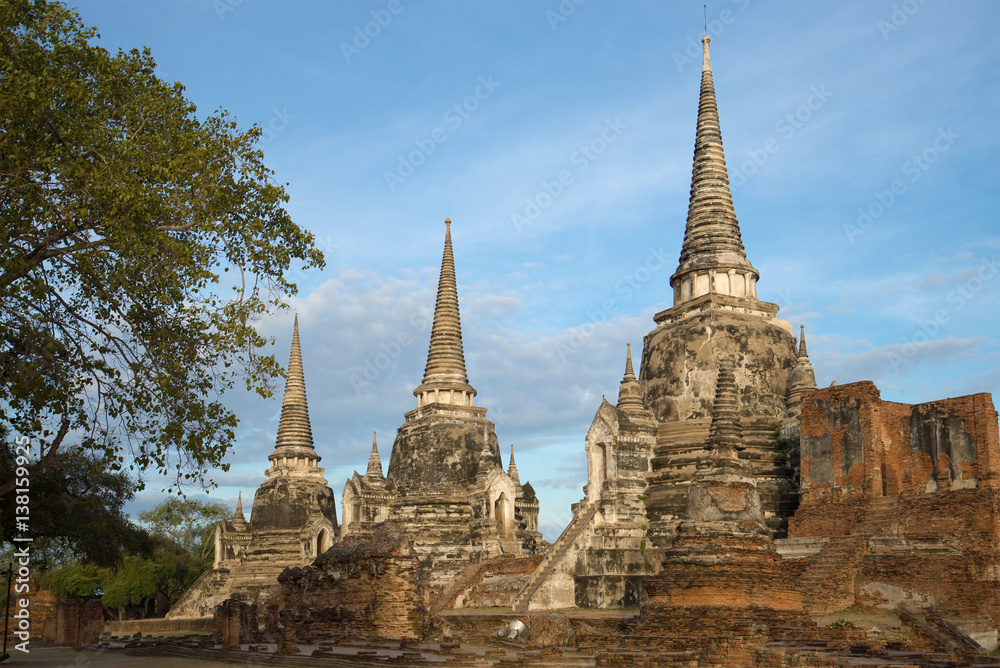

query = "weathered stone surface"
[
  {"left": 277, "top": 523, "right": 425, "bottom": 640},
  {"left": 248, "top": 476, "right": 337, "bottom": 532},
  {"left": 641, "top": 304, "right": 796, "bottom": 424},
  {"left": 387, "top": 413, "right": 500, "bottom": 492}
]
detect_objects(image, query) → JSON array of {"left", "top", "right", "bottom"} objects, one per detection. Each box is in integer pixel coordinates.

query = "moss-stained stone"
[
  {"left": 387, "top": 413, "right": 500, "bottom": 493},
  {"left": 640, "top": 304, "right": 796, "bottom": 424}
]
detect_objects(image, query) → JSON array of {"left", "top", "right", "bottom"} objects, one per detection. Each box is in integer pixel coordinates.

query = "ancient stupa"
[
  {"left": 639, "top": 33, "right": 800, "bottom": 540},
  {"left": 342, "top": 219, "right": 540, "bottom": 565},
  {"left": 167, "top": 317, "right": 338, "bottom": 618}
]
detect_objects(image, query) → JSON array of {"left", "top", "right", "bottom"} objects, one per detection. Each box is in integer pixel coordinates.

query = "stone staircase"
[
  {"left": 512, "top": 502, "right": 598, "bottom": 612},
  {"left": 798, "top": 534, "right": 866, "bottom": 613},
  {"left": 430, "top": 561, "right": 484, "bottom": 613},
  {"left": 797, "top": 496, "right": 903, "bottom": 613},
  {"left": 499, "top": 538, "right": 522, "bottom": 555},
  {"left": 923, "top": 610, "right": 990, "bottom": 655}
]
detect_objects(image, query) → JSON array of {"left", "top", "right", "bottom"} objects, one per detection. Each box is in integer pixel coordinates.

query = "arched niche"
[{"left": 495, "top": 491, "right": 514, "bottom": 539}]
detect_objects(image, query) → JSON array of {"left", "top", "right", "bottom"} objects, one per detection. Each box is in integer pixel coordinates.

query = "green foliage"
[
  {"left": 39, "top": 562, "right": 108, "bottom": 599},
  {"left": 0, "top": 444, "right": 153, "bottom": 566},
  {"left": 826, "top": 618, "right": 855, "bottom": 629},
  {"left": 138, "top": 496, "right": 229, "bottom": 563},
  {"left": 0, "top": 0, "right": 324, "bottom": 496},
  {"left": 101, "top": 555, "right": 166, "bottom": 610},
  {"left": 637, "top": 495, "right": 646, "bottom": 501},
  {"left": 639, "top": 539, "right": 646, "bottom": 550},
  {"left": 772, "top": 423, "right": 792, "bottom": 454},
  {"left": 22, "top": 496, "right": 229, "bottom": 613}
]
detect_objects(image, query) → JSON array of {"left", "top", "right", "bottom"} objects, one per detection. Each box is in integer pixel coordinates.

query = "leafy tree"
[
  {"left": 25, "top": 495, "right": 232, "bottom": 618},
  {"left": 138, "top": 496, "right": 230, "bottom": 564},
  {"left": 134, "top": 497, "right": 232, "bottom": 611},
  {"left": 146, "top": 535, "right": 207, "bottom": 608},
  {"left": 0, "top": 440, "right": 153, "bottom": 566},
  {"left": 101, "top": 554, "right": 165, "bottom": 618},
  {"left": 0, "top": 0, "right": 324, "bottom": 498},
  {"left": 38, "top": 561, "right": 108, "bottom": 599}
]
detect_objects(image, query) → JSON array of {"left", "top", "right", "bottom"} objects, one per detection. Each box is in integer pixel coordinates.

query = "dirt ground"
[{"left": 0, "top": 647, "right": 230, "bottom": 667}]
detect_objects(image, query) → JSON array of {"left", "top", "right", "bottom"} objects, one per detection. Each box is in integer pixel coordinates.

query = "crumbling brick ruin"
[
  {"left": 277, "top": 523, "right": 425, "bottom": 641},
  {"left": 782, "top": 381, "right": 1000, "bottom": 627}
]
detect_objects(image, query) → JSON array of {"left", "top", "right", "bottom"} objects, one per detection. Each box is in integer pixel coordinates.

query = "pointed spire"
[
  {"left": 508, "top": 444, "right": 520, "bottom": 485},
  {"left": 706, "top": 356, "right": 744, "bottom": 456},
  {"left": 786, "top": 325, "right": 818, "bottom": 420},
  {"left": 413, "top": 219, "right": 477, "bottom": 408},
  {"left": 477, "top": 437, "right": 497, "bottom": 475},
  {"left": 274, "top": 314, "right": 315, "bottom": 451},
  {"left": 263, "top": 316, "right": 326, "bottom": 482},
  {"left": 682, "top": 354, "right": 765, "bottom": 528},
  {"left": 670, "top": 34, "right": 759, "bottom": 307},
  {"left": 232, "top": 491, "right": 248, "bottom": 530},
  {"left": 365, "top": 431, "right": 385, "bottom": 483},
  {"left": 684, "top": 356, "right": 767, "bottom": 533},
  {"left": 617, "top": 343, "right": 646, "bottom": 415}
]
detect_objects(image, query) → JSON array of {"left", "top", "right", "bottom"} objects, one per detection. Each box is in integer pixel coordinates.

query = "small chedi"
[
  {"left": 513, "top": 344, "right": 659, "bottom": 611},
  {"left": 167, "top": 316, "right": 338, "bottom": 618}
]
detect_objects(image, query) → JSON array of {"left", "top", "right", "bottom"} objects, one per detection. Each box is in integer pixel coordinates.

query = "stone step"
[{"left": 512, "top": 502, "right": 598, "bottom": 611}]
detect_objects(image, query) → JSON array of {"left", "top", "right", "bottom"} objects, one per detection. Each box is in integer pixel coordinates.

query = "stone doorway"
[
  {"left": 590, "top": 443, "right": 607, "bottom": 498},
  {"left": 316, "top": 528, "right": 331, "bottom": 555}
]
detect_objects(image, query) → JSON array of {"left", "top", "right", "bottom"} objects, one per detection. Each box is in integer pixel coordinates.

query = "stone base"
[
  {"left": 644, "top": 520, "right": 805, "bottom": 614},
  {"left": 645, "top": 418, "right": 799, "bottom": 541}
]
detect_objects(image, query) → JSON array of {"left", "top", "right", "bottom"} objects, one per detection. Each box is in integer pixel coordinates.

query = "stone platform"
[{"left": 89, "top": 609, "right": 1000, "bottom": 668}]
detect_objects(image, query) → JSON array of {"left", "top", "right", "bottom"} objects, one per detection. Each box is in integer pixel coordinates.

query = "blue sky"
[{"left": 70, "top": 0, "right": 999, "bottom": 541}]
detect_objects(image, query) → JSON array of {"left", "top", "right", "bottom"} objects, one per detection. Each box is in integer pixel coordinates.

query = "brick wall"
[
  {"left": 276, "top": 523, "right": 424, "bottom": 640},
  {"left": 798, "top": 382, "right": 998, "bottom": 504},
  {"left": 790, "top": 383, "right": 1000, "bottom": 618}
]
